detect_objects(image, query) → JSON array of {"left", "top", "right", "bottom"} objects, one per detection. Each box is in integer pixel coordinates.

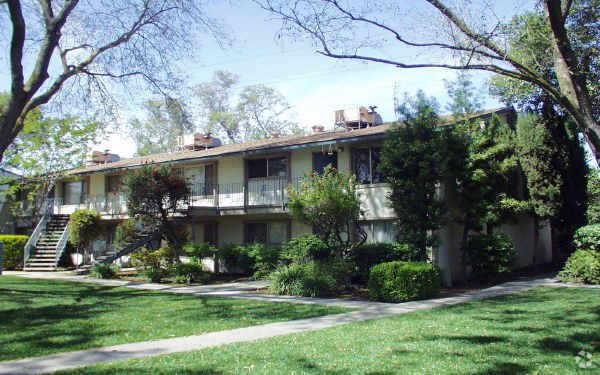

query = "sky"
[{"left": 1, "top": 0, "right": 534, "bottom": 159}]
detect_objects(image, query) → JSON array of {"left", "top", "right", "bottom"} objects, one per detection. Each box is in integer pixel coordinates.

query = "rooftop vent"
[
  {"left": 177, "top": 133, "right": 222, "bottom": 151},
  {"left": 312, "top": 125, "right": 325, "bottom": 134},
  {"left": 334, "top": 106, "right": 382, "bottom": 129},
  {"left": 86, "top": 150, "right": 120, "bottom": 166}
]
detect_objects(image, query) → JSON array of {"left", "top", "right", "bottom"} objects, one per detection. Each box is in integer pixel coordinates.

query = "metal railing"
[
  {"left": 23, "top": 198, "right": 54, "bottom": 267},
  {"left": 54, "top": 178, "right": 307, "bottom": 215},
  {"left": 54, "top": 220, "right": 70, "bottom": 267}
]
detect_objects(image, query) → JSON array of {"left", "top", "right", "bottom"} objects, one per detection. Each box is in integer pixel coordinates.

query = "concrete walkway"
[{"left": 0, "top": 273, "right": 572, "bottom": 375}]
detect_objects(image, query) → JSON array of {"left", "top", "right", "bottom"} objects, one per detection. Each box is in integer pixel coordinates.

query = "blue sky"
[{"left": 1, "top": 0, "right": 534, "bottom": 158}]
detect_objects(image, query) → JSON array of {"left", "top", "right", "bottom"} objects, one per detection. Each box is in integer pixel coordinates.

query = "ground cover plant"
[
  {"left": 0, "top": 276, "right": 350, "bottom": 361},
  {"left": 54, "top": 287, "right": 600, "bottom": 375}
]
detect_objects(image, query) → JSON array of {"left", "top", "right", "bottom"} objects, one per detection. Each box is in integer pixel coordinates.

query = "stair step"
[{"left": 23, "top": 267, "right": 57, "bottom": 272}]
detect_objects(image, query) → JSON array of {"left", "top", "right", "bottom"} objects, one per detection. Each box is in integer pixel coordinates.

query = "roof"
[{"left": 67, "top": 107, "right": 513, "bottom": 176}]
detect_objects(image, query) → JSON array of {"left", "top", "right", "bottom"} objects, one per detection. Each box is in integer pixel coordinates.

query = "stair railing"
[
  {"left": 23, "top": 198, "right": 54, "bottom": 268},
  {"left": 54, "top": 220, "right": 71, "bottom": 268}
]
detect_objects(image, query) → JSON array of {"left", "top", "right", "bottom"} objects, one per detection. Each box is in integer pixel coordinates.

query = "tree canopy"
[
  {"left": 255, "top": 0, "right": 600, "bottom": 163},
  {"left": 0, "top": 0, "right": 228, "bottom": 161},
  {"left": 194, "top": 70, "right": 301, "bottom": 143}
]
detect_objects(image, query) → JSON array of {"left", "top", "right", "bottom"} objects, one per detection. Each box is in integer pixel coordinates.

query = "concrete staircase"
[{"left": 24, "top": 215, "right": 70, "bottom": 271}]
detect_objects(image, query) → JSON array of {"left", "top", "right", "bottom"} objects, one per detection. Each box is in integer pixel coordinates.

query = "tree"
[
  {"left": 128, "top": 97, "right": 194, "bottom": 156},
  {"left": 0, "top": 94, "right": 102, "bottom": 225},
  {"left": 123, "top": 165, "right": 190, "bottom": 258},
  {"left": 237, "top": 85, "right": 302, "bottom": 140},
  {"left": 0, "top": 0, "right": 228, "bottom": 162},
  {"left": 254, "top": 0, "right": 600, "bottom": 163},
  {"left": 195, "top": 70, "right": 300, "bottom": 143},
  {"left": 516, "top": 110, "right": 588, "bottom": 254},
  {"left": 287, "top": 165, "right": 365, "bottom": 257},
  {"left": 379, "top": 91, "right": 468, "bottom": 260}
]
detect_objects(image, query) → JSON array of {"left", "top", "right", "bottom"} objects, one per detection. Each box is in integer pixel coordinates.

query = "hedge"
[
  {"left": 368, "top": 261, "right": 440, "bottom": 302},
  {"left": 349, "top": 242, "right": 420, "bottom": 283},
  {"left": 558, "top": 249, "right": 600, "bottom": 285},
  {"left": 573, "top": 224, "right": 600, "bottom": 253},
  {"left": 0, "top": 235, "right": 29, "bottom": 270}
]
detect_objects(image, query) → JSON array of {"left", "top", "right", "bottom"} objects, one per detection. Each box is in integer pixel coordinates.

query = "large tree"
[
  {"left": 194, "top": 70, "right": 300, "bottom": 143},
  {"left": 0, "top": 94, "right": 102, "bottom": 225},
  {"left": 128, "top": 97, "right": 194, "bottom": 156},
  {"left": 255, "top": 0, "right": 600, "bottom": 163},
  {"left": 0, "top": 0, "right": 228, "bottom": 162}
]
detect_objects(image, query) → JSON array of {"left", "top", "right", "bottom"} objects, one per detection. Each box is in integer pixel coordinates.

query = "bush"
[
  {"left": 270, "top": 261, "right": 337, "bottom": 297},
  {"left": 573, "top": 224, "right": 600, "bottom": 252},
  {"left": 216, "top": 243, "right": 253, "bottom": 274},
  {"left": 183, "top": 242, "right": 217, "bottom": 260},
  {"left": 558, "top": 250, "right": 600, "bottom": 284},
  {"left": 282, "top": 235, "right": 330, "bottom": 262},
  {"left": 144, "top": 267, "right": 170, "bottom": 283},
  {"left": 246, "top": 243, "right": 281, "bottom": 279},
  {"left": 349, "top": 242, "right": 420, "bottom": 283},
  {"left": 368, "top": 261, "right": 441, "bottom": 302},
  {"left": 464, "top": 234, "right": 516, "bottom": 280},
  {"left": 90, "top": 263, "right": 120, "bottom": 279},
  {"left": 131, "top": 247, "right": 177, "bottom": 283},
  {"left": 69, "top": 209, "right": 101, "bottom": 248},
  {"left": 0, "top": 235, "right": 28, "bottom": 270},
  {"left": 173, "top": 262, "right": 210, "bottom": 284}
]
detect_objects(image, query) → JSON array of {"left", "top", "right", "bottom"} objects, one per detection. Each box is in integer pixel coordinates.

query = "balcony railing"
[{"left": 54, "top": 177, "right": 305, "bottom": 215}]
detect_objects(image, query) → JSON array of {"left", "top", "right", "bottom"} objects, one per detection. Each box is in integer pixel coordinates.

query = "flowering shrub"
[{"left": 287, "top": 165, "right": 365, "bottom": 257}]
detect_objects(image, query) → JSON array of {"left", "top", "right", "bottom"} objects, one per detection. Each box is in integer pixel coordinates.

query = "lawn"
[
  {"left": 55, "top": 287, "right": 600, "bottom": 375},
  {"left": 0, "top": 276, "right": 350, "bottom": 361}
]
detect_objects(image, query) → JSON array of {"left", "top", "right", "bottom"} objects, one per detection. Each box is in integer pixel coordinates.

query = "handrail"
[
  {"left": 23, "top": 199, "right": 54, "bottom": 268},
  {"left": 54, "top": 220, "right": 70, "bottom": 268}
]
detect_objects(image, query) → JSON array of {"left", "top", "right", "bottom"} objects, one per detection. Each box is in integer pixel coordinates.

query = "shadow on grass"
[{"left": 0, "top": 276, "right": 345, "bottom": 361}]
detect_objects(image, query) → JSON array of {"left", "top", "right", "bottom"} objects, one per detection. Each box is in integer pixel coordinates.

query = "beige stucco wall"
[
  {"left": 218, "top": 157, "right": 244, "bottom": 185},
  {"left": 89, "top": 173, "right": 105, "bottom": 197},
  {"left": 358, "top": 185, "right": 395, "bottom": 220}
]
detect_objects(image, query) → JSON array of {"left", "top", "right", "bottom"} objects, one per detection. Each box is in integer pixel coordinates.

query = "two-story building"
[{"left": 23, "top": 106, "right": 552, "bottom": 285}]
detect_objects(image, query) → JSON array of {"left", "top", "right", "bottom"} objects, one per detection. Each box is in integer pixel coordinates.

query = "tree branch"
[{"left": 7, "top": 0, "right": 26, "bottom": 97}]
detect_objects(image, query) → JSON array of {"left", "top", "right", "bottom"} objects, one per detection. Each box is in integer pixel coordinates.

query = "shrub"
[
  {"left": 144, "top": 267, "right": 170, "bottom": 283},
  {"left": 115, "top": 219, "right": 136, "bottom": 248},
  {"left": 173, "top": 262, "right": 210, "bottom": 284},
  {"left": 558, "top": 250, "right": 600, "bottom": 284},
  {"left": 282, "top": 235, "right": 330, "bottom": 262},
  {"left": 573, "top": 224, "right": 600, "bottom": 252},
  {"left": 90, "top": 263, "right": 120, "bottom": 279},
  {"left": 69, "top": 209, "right": 101, "bottom": 249},
  {"left": 246, "top": 243, "right": 281, "bottom": 279},
  {"left": 216, "top": 243, "right": 253, "bottom": 274},
  {"left": 464, "top": 233, "right": 516, "bottom": 280},
  {"left": 0, "top": 235, "right": 28, "bottom": 270},
  {"left": 131, "top": 247, "right": 177, "bottom": 282},
  {"left": 368, "top": 261, "right": 441, "bottom": 302},
  {"left": 183, "top": 242, "right": 217, "bottom": 260},
  {"left": 270, "top": 261, "right": 337, "bottom": 297},
  {"left": 349, "top": 242, "right": 420, "bottom": 283}
]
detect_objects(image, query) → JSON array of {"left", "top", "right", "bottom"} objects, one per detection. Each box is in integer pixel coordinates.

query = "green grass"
[
  {"left": 0, "top": 276, "right": 350, "bottom": 361},
  {"left": 55, "top": 287, "right": 600, "bottom": 375}
]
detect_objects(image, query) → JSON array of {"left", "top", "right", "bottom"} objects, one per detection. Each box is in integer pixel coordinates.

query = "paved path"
[{"left": 0, "top": 273, "right": 574, "bottom": 374}]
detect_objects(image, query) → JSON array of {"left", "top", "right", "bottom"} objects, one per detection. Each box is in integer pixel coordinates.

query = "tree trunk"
[{"left": 544, "top": 0, "right": 600, "bottom": 163}]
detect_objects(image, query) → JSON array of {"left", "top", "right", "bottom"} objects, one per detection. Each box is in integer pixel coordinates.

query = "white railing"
[
  {"left": 23, "top": 199, "right": 54, "bottom": 267},
  {"left": 54, "top": 220, "right": 70, "bottom": 267}
]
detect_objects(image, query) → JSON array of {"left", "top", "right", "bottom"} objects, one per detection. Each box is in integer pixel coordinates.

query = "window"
[
  {"left": 352, "top": 147, "right": 382, "bottom": 184},
  {"left": 204, "top": 222, "right": 217, "bottom": 245},
  {"left": 313, "top": 151, "right": 337, "bottom": 174},
  {"left": 105, "top": 175, "right": 122, "bottom": 193},
  {"left": 246, "top": 221, "right": 289, "bottom": 245},
  {"left": 247, "top": 157, "right": 287, "bottom": 178},
  {"left": 360, "top": 221, "right": 397, "bottom": 243},
  {"left": 64, "top": 181, "right": 84, "bottom": 205}
]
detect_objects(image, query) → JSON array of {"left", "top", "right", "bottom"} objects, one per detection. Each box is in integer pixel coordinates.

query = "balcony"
[{"left": 54, "top": 177, "right": 303, "bottom": 216}]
